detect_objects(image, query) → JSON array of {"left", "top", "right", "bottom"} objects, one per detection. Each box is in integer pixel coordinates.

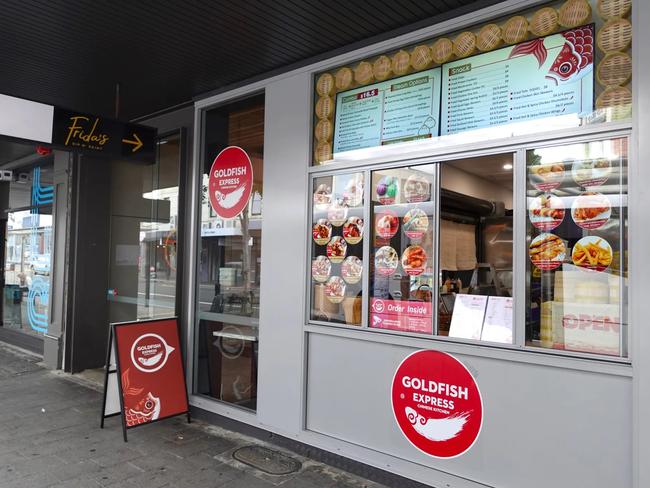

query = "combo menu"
[
  {"left": 333, "top": 69, "right": 442, "bottom": 153},
  {"left": 332, "top": 26, "right": 594, "bottom": 153}
]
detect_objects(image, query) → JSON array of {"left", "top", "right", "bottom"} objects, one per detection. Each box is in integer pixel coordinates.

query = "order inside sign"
[{"left": 391, "top": 350, "right": 483, "bottom": 459}]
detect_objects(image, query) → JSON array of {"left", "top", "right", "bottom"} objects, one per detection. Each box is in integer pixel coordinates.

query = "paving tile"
[{"left": 0, "top": 343, "right": 391, "bottom": 488}]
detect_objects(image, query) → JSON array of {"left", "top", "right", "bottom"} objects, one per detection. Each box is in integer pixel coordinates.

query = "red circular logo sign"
[
  {"left": 208, "top": 146, "right": 254, "bottom": 219},
  {"left": 391, "top": 350, "right": 483, "bottom": 459},
  {"left": 130, "top": 333, "right": 175, "bottom": 373}
]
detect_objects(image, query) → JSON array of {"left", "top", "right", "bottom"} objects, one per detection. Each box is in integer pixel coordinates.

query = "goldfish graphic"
[
  {"left": 121, "top": 368, "right": 161, "bottom": 427},
  {"left": 405, "top": 407, "right": 470, "bottom": 442},
  {"left": 214, "top": 184, "right": 246, "bottom": 209},
  {"left": 507, "top": 26, "right": 594, "bottom": 85},
  {"left": 125, "top": 392, "right": 161, "bottom": 427}
]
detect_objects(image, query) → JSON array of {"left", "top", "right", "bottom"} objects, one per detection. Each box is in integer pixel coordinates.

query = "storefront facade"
[{"left": 180, "top": 1, "right": 649, "bottom": 487}]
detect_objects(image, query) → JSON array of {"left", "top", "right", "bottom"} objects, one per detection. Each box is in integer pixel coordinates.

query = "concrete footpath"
[{"left": 0, "top": 343, "right": 390, "bottom": 488}]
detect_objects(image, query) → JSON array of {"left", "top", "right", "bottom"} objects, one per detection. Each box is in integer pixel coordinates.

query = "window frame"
[{"left": 305, "top": 130, "right": 631, "bottom": 364}]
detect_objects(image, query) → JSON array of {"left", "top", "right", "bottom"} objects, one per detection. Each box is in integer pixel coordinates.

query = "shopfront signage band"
[
  {"left": 332, "top": 25, "right": 594, "bottom": 156},
  {"left": 101, "top": 318, "right": 190, "bottom": 442},
  {"left": 208, "top": 146, "right": 254, "bottom": 219},
  {"left": 392, "top": 350, "right": 483, "bottom": 459},
  {"left": 0, "top": 93, "right": 156, "bottom": 162}
]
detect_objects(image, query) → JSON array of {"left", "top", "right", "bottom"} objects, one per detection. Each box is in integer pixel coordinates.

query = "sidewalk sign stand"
[{"left": 100, "top": 317, "right": 190, "bottom": 442}]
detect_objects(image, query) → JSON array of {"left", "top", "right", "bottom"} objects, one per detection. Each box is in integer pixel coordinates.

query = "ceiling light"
[{"left": 503, "top": 163, "right": 513, "bottom": 170}]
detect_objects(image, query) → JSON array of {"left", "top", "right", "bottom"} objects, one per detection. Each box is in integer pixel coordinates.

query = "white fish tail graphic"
[
  {"left": 405, "top": 406, "right": 470, "bottom": 442},
  {"left": 215, "top": 184, "right": 246, "bottom": 209}
]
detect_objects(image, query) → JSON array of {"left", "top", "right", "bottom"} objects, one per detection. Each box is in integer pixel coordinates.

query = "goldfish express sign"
[
  {"left": 51, "top": 108, "right": 155, "bottom": 162},
  {"left": 102, "top": 318, "right": 189, "bottom": 441},
  {"left": 208, "top": 146, "right": 254, "bottom": 219},
  {"left": 391, "top": 350, "right": 483, "bottom": 458}
]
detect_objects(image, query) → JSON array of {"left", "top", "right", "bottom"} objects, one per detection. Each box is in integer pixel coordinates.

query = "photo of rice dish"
[
  {"left": 375, "top": 246, "right": 399, "bottom": 276},
  {"left": 326, "top": 236, "right": 347, "bottom": 263},
  {"left": 324, "top": 276, "right": 346, "bottom": 304},
  {"left": 571, "top": 158, "right": 612, "bottom": 188},
  {"left": 311, "top": 256, "right": 332, "bottom": 283},
  {"left": 341, "top": 256, "right": 363, "bottom": 284},
  {"left": 403, "top": 208, "right": 429, "bottom": 239}
]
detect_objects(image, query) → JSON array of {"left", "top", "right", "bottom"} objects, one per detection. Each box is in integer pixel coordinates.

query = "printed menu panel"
[
  {"left": 442, "top": 26, "right": 594, "bottom": 135},
  {"left": 481, "top": 296, "right": 514, "bottom": 344},
  {"left": 448, "top": 294, "right": 488, "bottom": 340},
  {"left": 333, "top": 69, "right": 442, "bottom": 153}
]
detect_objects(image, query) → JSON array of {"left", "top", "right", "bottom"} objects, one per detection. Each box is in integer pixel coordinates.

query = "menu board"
[
  {"left": 441, "top": 26, "right": 594, "bottom": 135},
  {"left": 333, "top": 69, "right": 442, "bottom": 153}
]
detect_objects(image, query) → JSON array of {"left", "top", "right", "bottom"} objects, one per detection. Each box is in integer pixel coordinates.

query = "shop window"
[
  {"left": 311, "top": 172, "right": 364, "bottom": 325},
  {"left": 107, "top": 132, "right": 182, "bottom": 323},
  {"left": 368, "top": 165, "right": 435, "bottom": 334},
  {"left": 438, "top": 156, "right": 513, "bottom": 343},
  {"left": 3, "top": 165, "right": 54, "bottom": 338},
  {"left": 525, "top": 137, "right": 628, "bottom": 357},
  {"left": 194, "top": 94, "right": 264, "bottom": 411},
  {"left": 308, "top": 135, "right": 628, "bottom": 360}
]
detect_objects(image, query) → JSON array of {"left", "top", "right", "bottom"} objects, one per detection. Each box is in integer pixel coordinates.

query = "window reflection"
[
  {"left": 438, "top": 155, "right": 514, "bottom": 343},
  {"left": 525, "top": 138, "right": 628, "bottom": 357},
  {"left": 194, "top": 95, "right": 264, "bottom": 411}
]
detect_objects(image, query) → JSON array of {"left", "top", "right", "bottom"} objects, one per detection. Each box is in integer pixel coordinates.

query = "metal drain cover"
[{"left": 232, "top": 445, "right": 301, "bottom": 475}]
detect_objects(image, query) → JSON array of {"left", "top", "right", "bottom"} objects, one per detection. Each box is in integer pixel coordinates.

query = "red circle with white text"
[
  {"left": 391, "top": 350, "right": 483, "bottom": 459},
  {"left": 208, "top": 146, "right": 253, "bottom": 219}
]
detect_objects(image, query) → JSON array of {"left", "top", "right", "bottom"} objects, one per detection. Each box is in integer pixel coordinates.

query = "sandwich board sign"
[{"left": 101, "top": 318, "right": 190, "bottom": 441}]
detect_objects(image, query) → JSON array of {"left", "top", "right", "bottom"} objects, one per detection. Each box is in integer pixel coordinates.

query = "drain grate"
[{"left": 232, "top": 445, "right": 302, "bottom": 475}]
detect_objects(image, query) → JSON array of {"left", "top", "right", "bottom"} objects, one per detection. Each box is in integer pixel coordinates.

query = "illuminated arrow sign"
[
  {"left": 122, "top": 133, "right": 143, "bottom": 152},
  {"left": 0, "top": 94, "right": 156, "bottom": 162},
  {"left": 52, "top": 108, "right": 156, "bottom": 162}
]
